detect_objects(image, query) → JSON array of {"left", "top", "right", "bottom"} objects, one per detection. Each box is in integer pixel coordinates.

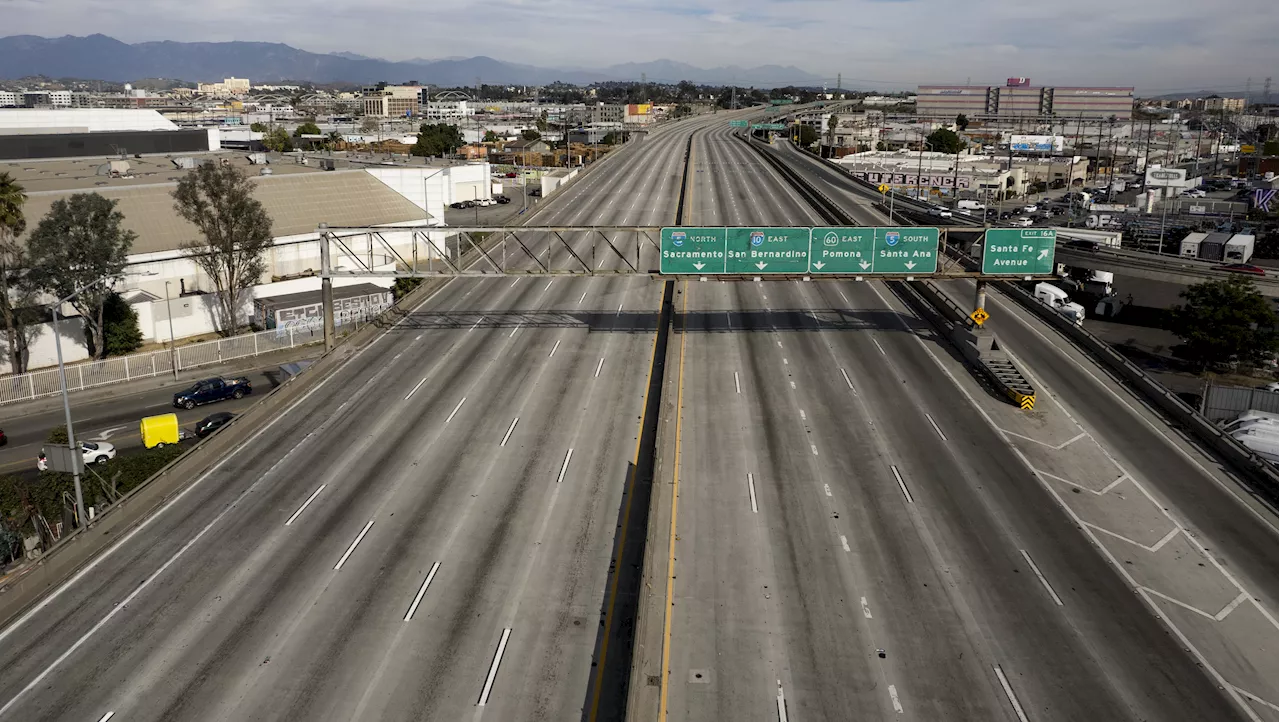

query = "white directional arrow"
[
  {"left": 89, "top": 424, "right": 129, "bottom": 441},
  {"left": 693, "top": 262, "right": 705, "bottom": 271},
  {"left": 755, "top": 262, "right": 768, "bottom": 270},
  {"left": 859, "top": 260, "right": 871, "bottom": 270},
  {"left": 812, "top": 261, "right": 825, "bottom": 270},
  {"left": 904, "top": 261, "right": 916, "bottom": 270},
  {"left": 1037, "top": 249, "right": 1050, "bottom": 260}
]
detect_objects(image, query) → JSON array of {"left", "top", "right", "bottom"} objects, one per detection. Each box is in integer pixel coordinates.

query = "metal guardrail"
[{"left": 0, "top": 305, "right": 389, "bottom": 406}]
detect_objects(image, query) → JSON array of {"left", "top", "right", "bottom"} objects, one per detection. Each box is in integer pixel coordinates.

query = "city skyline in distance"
[{"left": 1, "top": 0, "right": 1278, "bottom": 95}]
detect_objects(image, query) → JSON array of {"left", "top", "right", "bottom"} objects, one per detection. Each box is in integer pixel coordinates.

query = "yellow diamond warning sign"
[{"left": 969, "top": 308, "right": 990, "bottom": 326}]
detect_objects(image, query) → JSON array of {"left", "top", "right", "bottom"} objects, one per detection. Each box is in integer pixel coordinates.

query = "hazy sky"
[{"left": 4, "top": 0, "right": 1278, "bottom": 93}]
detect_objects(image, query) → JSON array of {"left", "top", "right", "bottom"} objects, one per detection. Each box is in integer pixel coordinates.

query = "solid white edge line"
[
  {"left": 284, "top": 484, "right": 326, "bottom": 526},
  {"left": 549, "top": 339, "right": 561, "bottom": 358},
  {"left": 445, "top": 397, "right": 467, "bottom": 423},
  {"left": 888, "top": 684, "right": 904, "bottom": 713},
  {"left": 890, "top": 465, "right": 914, "bottom": 503},
  {"left": 579, "top": 291, "right": 587, "bottom": 305},
  {"left": 97, "top": 713, "right": 114, "bottom": 722},
  {"left": 543, "top": 280, "right": 553, "bottom": 291},
  {"left": 616, "top": 302, "right": 624, "bottom": 316},
  {"left": 333, "top": 520, "right": 375, "bottom": 571},
  {"left": 509, "top": 323, "right": 521, "bottom": 338},
  {"left": 734, "top": 372, "right": 741, "bottom": 394},
  {"left": 468, "top": 316, "right": 484, "bottom": 332},
  {"left": 477, "top": 628, "right": 513, "bottom": 706},
  {"left": 595, "top": 357, "right": 605, "bottom": 378},
  {"left": 924, "top": 413, "right": 947, "bottom": 441},
  {"left": 556, "top": 449, "right": 574, "bottom": 483},
  {"left": 776, "top": 680, "right": 788, "bottom": 722},
  {"left": 1019, "top": 549, "right": 1064, "bottom": 606},
  {"left": 405, "top": 377, "right": 427, "bottom": 400},
  {"left": 509, "top": 279, "right": 518, "bottom": 288},
  {"left": 0, "top": 276, "right": 460, "bottom": 652},
  {"left": 501, "top": 417, "right": 519, "bottom": 447},
  {"left": 993, "top": 664, "right": 1031, "bottom": 722},
  {"left": 403, "top": 561, "right": 442, "bottom": 621},
  {"left": 747, "top": 473, "right": 759, "bottom": 513}
]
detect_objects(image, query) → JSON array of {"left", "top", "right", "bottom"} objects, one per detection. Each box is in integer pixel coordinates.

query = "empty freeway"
[{"left": 0, "top": 113, "right": 1274, "bottom": 722}]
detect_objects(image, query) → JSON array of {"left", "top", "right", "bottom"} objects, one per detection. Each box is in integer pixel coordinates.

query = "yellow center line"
[
  {"left": 586, "top": 283, "right": 667, "bottom": 722},
  {"left": 657, "top": 279, "right": 689, "bottom": 720}
]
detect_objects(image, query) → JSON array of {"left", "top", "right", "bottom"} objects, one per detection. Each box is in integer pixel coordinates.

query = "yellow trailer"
[{"left": 140, "top": 413, "right": 182, "bottom": 449}]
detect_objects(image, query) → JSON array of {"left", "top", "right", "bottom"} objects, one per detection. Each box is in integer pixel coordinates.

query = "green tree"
[
  {"left": 410, "top": 123, "right": 464, "bottom": 157},
  {"left": 171, "top": 164, "right": 274, "bottom": 336},
  {"left": 293, "top": 121, "right": 322, "bottom": 137},
  {"left": 955, "top": 113, "right": 970, "bottom": 131},
  {"left": 26, "top": 193, "right": 135, "bottom": 360},
  {"left": 676, "top": 80, "right": 698, "bottom": 101},
  {"left": 521, "top": 129, "right": 541, "bottom": 141},
  {"left": 536, "top": 110, "right": 548, "bottom": 132},
  {"left": 392, "top": 277, "right": 424, "bottom": 301},
  {"left": 925, "top": 127, "right": 965, "bottom": 154},
  {"left": 0, "top": 171, "right": 37, "bottom": 374},
  {"left": 359, "top": 117, "right": 380, "bottom": 134},
  {"left": 1169, "top": 276, "right": 1277, "bottom": 369},
  {"left": 102, "top": 292, "right": 143, "bottom": 356},
  {"left": 602, "top": 132, "right": 619, "bottom": 146},
  {"left": 249, "top": 122, "right": 268, "bottom": 132},
  {"left": 262, "top": 127, "right": 293, "bottom": 152},
  {"left": 483, "top": 130, "right": 501, "bottom": 143},
  {"left": 796, "top": 125, "right": 819, "bottom": 146}
]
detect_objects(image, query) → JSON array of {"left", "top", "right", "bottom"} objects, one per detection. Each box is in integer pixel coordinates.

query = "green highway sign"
[
  {"left": 729, "top": 119, "right": 749, "bottom": 128},
  {"left": 726, "top": 227, "right": 810, "bottom": 273},
  {"left": 982, "top": 229, "right": 1057, "bottom": 275},
  {"left": 809, "top": 227, "right": 938, "bottom": 274},
  {"left": 659, "top": 226, "right": 943, "bottom": 275},
  {"left": 872, "top": 227, "right": 939, "bottom": 274},
  {"left": 809, "top": 228, "right": 874, "bottom": 273},
  {"left": 661, "top": 227, "right": 726, "bottom": 274},
  {"left": 770, "top": 99, "right": 795, "bottom": 105},
  {"left": 753, "top": 123, "right": 787, "bottom": 131}
]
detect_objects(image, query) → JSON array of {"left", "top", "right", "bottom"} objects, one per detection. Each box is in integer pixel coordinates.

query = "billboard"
[
  {"left": 850, "top": 170, "right": 973, "bottom": 190},
  {"left": 1144, "top": 167, "right": 1187, "bottom": 187},
  {"left": 1009, "top": 135, "right": 1064, "bottom": 152}
]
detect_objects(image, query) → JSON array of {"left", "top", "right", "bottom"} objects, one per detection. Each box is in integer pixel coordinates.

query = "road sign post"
[
  {"left": 661, "top": 227, "right": 727, "bottom": 274},
  {"left": 726, "top": 227, "right": 810, "bottom": 273},
  {"left": 981, "top": 229, "right": 1057, "bottom": 275}
]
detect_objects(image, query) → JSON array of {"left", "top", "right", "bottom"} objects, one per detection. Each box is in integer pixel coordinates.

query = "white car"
[
  {"left": 37, "top": 441, "right": 117, "bottom": 471},
  {"left": 1023, "top": 204, "right": 1039, "bottom": 214},
  {"left": 1182, "top": 189, "right": 1207, "bottom": 198},
  {"left": 1012, "top": 217, "right": 1034, "bottom": 227}
]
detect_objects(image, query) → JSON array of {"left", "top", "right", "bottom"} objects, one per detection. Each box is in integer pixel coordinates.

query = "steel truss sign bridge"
[{"left": 314, "top": 224, "right": 1054, "bottom": 280}]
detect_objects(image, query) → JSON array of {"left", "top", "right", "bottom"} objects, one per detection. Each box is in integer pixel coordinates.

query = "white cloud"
[{"left": 3, "top": 0, "right": 1277, "bottom": 92}]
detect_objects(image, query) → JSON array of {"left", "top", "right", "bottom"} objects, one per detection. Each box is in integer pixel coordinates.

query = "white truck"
[{"left": 1034, "top": 282, "right": 1086, "bottom": 325}]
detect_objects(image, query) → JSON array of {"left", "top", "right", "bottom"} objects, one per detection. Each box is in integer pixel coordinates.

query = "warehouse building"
[{"left": 917, "top": 78, "right": 1134, "bottom": 120}]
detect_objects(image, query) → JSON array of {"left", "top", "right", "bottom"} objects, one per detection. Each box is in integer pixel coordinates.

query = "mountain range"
[{"left": 0, "top": 34, "right": 825, "bottom": 88}]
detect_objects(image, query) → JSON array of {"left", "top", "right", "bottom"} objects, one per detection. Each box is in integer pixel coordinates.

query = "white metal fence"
[{"left": 0, "top": 303, "right": 390, "bottom": 406}]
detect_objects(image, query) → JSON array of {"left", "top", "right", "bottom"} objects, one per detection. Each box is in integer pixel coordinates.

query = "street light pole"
[
  {"left": 49, "top": 277, "right": 105, "bottom": 529},
  {"left": 164, "top": 280, "right": 178, "bottom": 379}
]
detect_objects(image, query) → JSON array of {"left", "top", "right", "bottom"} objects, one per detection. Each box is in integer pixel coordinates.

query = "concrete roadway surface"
[
  {"left": 0, "top": 111, "right": 739, "bottom": 721},
  {"left": 656, "top": 123, "right": 1247, "bottom": 721}
]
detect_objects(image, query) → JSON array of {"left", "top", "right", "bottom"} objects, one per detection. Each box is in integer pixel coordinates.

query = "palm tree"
[{"left": 0, "top": 172, "right": 29, "bottom": 374}]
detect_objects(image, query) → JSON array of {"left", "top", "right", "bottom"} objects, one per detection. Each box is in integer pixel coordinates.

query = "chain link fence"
[{"left": 0, "top": 304, "right": 390, "bottom": 406}]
